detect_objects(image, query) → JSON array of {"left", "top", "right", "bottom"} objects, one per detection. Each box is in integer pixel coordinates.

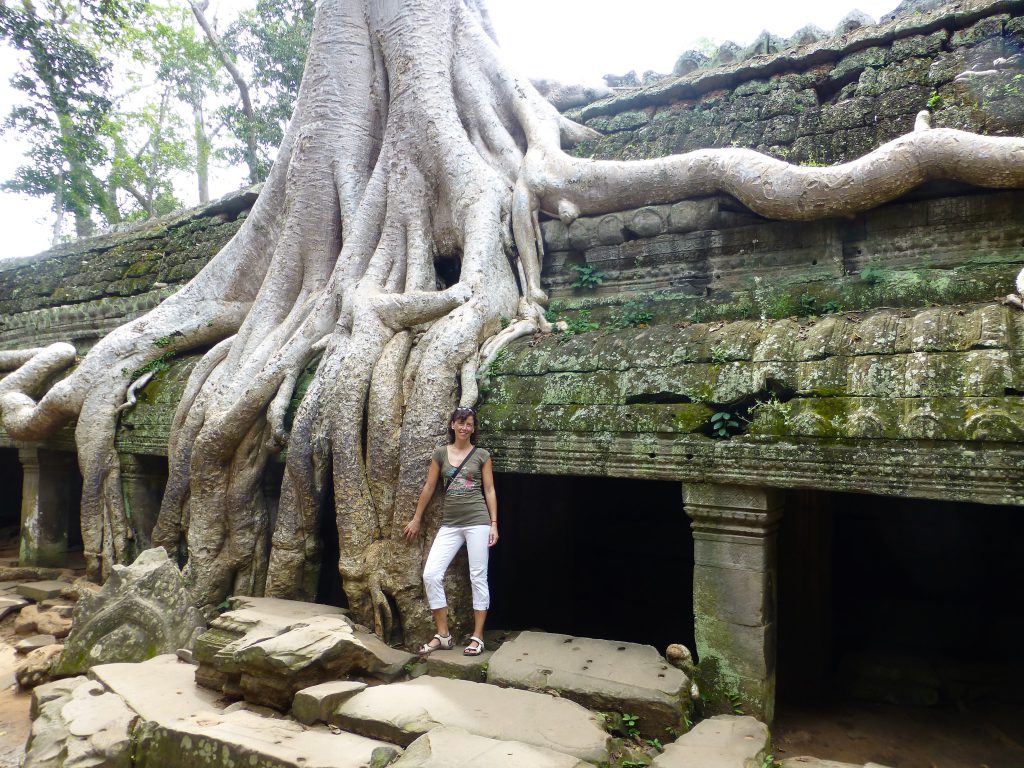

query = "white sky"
[{"left": 0, "top": 0, "right": 898, "bottom": 261}]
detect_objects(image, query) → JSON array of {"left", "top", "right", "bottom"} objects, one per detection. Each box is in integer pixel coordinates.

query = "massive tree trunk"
[{"left": 3, "top": 0, "right": 1024, "bottom": 644}]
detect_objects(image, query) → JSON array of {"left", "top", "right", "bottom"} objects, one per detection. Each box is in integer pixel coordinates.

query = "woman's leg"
[
  {"left": 464, "top": 524, "right": 491, "bottom": 645},
  {"left": 422, "top": 525, "right": 465, "bottom": 639}
]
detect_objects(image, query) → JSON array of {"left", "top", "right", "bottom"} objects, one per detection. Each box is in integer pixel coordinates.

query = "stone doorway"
[
  {"left": 489, "top": 473, "right": 695, "bottom": 655},
  {"left": 774, "top": 489, "right": 1024, "bottom": 767}
]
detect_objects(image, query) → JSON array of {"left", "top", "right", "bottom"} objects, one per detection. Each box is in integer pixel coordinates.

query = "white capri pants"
[{"left": 423, "top": 524, "right": 491, "bottom": 611}]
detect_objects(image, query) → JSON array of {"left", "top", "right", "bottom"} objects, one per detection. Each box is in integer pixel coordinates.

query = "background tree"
[
  {"left": 221, "top": 0, "right": 314, "bottom": 178},
  {"left": 2, "top": 0, "right": 1024, "bottom": 649},
  {"left": 0, "top": 0, "right": 142, "bottom": 239}
]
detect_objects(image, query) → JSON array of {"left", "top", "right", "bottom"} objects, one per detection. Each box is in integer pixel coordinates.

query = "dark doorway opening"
[
  {"left": 776, "top": 490, "right": 1024, "bottom": 767},
  {"left": 0, "top": 447, "right": 22, "bottom": 557},
  {"left": 315, "top": 464, "right": 347, "bottom": 610},
  {"left": 489, "top": 472, "right": 694, "bottom": 654}
]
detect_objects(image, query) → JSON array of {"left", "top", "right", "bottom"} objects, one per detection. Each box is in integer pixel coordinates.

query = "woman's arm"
[
  {"left": 482, "top": 457, "right": 499, "bottom": 547},
  {"left": 403, "top": 458, "right": 441, "bottom": 540}
]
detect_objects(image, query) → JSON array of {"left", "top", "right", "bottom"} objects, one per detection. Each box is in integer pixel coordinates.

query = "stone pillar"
[
  {"left": 18, "top": 447, "right": 79, "bottom": 567},
  {"left": 684, "top": 482, "right": 782, "bottom": 723},
  {"left": 119, "top": 454, "right": 167, "bottom": 557}
]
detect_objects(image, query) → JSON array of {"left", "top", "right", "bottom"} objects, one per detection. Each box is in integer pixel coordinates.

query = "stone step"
[
  {"left": 412, "top": 647, "right": 492, "bottom": 681},
  {"left": 16, "top": 580, "right": 67, "bottom": 602},
  {"left": 487, "top": 630, "right": 691, "bottom": 738},
  {"left": 332, "top": 676, "right": 610, "bottom": 763},
  {"left": 392, "top": 726, "right": 595, "bottom": 767},
  {"left": 652, "top": 715, "right": 770, "bottom": 768}
]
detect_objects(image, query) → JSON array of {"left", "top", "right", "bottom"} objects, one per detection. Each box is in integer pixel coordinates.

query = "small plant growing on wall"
[
  {"left": 570, "top": 263, "right": 606, "bottom": 291},
  {"left": 710, "top": 410, "right": 742, "bottom": 438},
  {"left": 563, "top": 310, "right": 600, "bottom": 336},
  {"left": 609, "top": 299, "right": 653, "bottom": 329}
]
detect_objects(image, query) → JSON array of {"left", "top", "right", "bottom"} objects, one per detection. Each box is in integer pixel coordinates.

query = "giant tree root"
[{"left": 2, "top": 0, "right": 1024, "bottom": 642}]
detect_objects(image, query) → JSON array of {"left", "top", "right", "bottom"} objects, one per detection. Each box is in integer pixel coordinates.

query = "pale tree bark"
[{"left": 3, "top": 0, "right": 1024, "bottom": 645}]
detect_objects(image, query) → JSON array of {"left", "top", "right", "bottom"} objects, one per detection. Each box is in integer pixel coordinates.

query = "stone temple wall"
[{"left": 572, "top": 0, "right": 1024, "bottom": 165}]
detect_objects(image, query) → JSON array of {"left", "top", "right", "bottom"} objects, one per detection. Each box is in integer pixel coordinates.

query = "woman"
[{"left": 403, "top": 405, "right": 499, "bottom": 656}]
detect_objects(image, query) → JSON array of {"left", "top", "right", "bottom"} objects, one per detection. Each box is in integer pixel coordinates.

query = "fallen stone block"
[
  {"left": 40, "top": 599, "right": 75, "bottom": 618},
  {"left": 488, "top": 631, "right": 691, "bottom": 738},
  {"left": 23, "top": 677, "right": 137, "bottom": 768},
  {"left": 415, "top": 647, "right": 492, "bottom": 681},
  {"left": 392, "top": 726, "right": 594, "bottom": 767},
  {"left": 333, "top": 676, "right": 610, "bottom": 763},
  {"left": 16, "top": 580, "right": 67, "bottom": 602},
  {"left": 195, "top": 597, "right": 412, "bottom": 709},
  {"left": 14, "top": 605, "right": 72, "bottom": 638},
  {"left": 292, "top": 680, "right": 367, "bottom": 725},
  {"left": 133, "top": 708, "right": 400, "bottom": 768},
  {"left": 16, "top": 634, "right": 57, "bottom": 654},
  {"left": 16, "top": 644, "right": 62, "bottom": 689},
  {"left": 652, "top": 715, "right": 770, "bottom": 768},
  {"left": 30, "top": 675, "right": 88, "bottom": 719},
  {"left": 0, "top": 595, "right": 28, "bottom": 620},
  {"left": 53, "top": 548, "right": 206, "bottom": 676},
  {"left": 234, "top": 615, "right": 415, "bottom": 709}
]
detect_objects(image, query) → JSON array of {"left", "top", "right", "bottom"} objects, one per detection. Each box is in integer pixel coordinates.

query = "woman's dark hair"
[{"left": 447, "top": 405, "right": 477, "bottom": 444}]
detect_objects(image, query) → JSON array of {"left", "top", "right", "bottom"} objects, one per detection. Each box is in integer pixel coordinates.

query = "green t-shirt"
[{"left": 432, "top": 445, "right": 491, "bottom": 527}]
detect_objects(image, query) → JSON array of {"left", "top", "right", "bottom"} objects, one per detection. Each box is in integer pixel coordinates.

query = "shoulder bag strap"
[{"left": 443, "top": 446, "right": 477, "bottom": 492}]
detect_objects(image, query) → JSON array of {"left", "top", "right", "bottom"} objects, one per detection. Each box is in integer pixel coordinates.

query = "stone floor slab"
[
  {"left": 487, "top": 631, "right": 690, "bottom": 737},
  {"left": 133, "top": 708, "right": 400, "bottom": 768},
  {"left": 652, "top": 715, "right": 770, "bottom": 768},
  {"left": 332, "top": 676, "right": 610, "bottom": 763},
  {"left": 16, "top": 580, "right": 67, "bottom": 601},
  {"left": 391, "top": 726, "right": 595, "bottom": 767},
  {"left": 90, "top": 654, "right": 222, "bottom": 724},
  {"left": 292, "top": 680, "right": 368, "bottom": 725}
]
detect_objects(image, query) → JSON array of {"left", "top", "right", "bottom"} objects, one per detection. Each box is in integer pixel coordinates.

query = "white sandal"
[
  {"left": 418, "top": 633, "right": 454, "bottom": 654},
  {"left": 463, "top": 636, "right": 485, "bottom": 656}
]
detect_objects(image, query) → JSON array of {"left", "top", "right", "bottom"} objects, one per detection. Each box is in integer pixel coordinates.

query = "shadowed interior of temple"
[
  {"left": 489, "top": 473, "right": 695, "bottom": 655},
  {"left": 775, "top": 489, "right": 1024, "bottom": 766},
  {"left": 0, "top": 447, "right": 21, "bottom": 552}
]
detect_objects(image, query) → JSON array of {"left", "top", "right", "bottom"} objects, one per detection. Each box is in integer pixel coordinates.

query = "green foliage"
[
  {"left": 222, "top": 0, "right": 315, "bottom": 179},
  {"left": 710, "top": 410, "right": 742, "bottom": 439},
  {"left": 608, "top": 300, "right": 653, "bottom": 329},
  {"left": 927, "top": 91, "right": 942, "bottom": 110},
  {"left": 563, "top": 310, "right": 600, "bottom": 336},
  {"left": 499, "top": 316, "right": 510, "bottom": 329},
  {"left": 821, "top": 299, "right": 843, "bottom": 314},
  {"left": 760, "top": 753, "right": 780, "bottom": 768},
  {"left": 125, "top": 350, "right": 176, "bottom": 380},
  {"left": 544, "top": 308, "right": 559, "bottom": 324},
  {"left": 0, "top": 0, "right": 145, "bottom": 234},
  {"left": 727, "top": 692, "right": 745, "bottom": 715},
  {"left": 798, "top": 293, "right": 817, "bottom": 316},
  {"left": 570, "top": 263, "right": 606, "bottom": 291},
  {"left": 646, "top": 738, "right": 663, "bottom": 751},
  {"left": 710, "top": 346, "right": 729, "bottom": 364},
  {"left": 859, "top": 264, "right": 886, "bottom": 284},
  {"left": 621, "top": 713, "right": 641, "bottom": 738}
]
